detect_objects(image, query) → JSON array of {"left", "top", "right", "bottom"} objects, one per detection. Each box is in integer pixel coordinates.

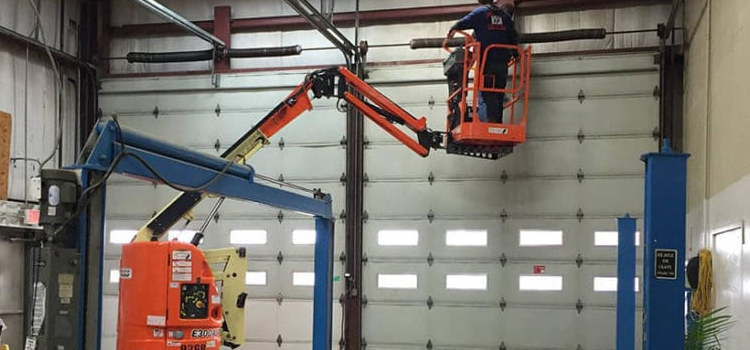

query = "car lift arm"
[{"left": 134, "top": 66, "right": 441, "bottom": 242}]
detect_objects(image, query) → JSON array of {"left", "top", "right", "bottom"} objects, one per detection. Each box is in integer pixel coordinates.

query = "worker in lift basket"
[{"left": 449, "top": 0, "right": 519, "bottom": 123}]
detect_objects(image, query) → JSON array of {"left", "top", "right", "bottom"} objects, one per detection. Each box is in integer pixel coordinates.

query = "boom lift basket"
[{"left": 443, "top": 31, "right": 532, "bottom": 159}]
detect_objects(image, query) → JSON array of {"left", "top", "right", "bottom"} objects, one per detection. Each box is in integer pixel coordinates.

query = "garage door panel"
[
  {"left": 363, "top": 305, "right": 430, "bottom": 343},
  {"left": 579, "top": 264, "right": 644, "bottom": 307},
  {"left": 278, "top": 300, "right": 314, "bottom": 341},
  {"left": 102, "top": 296, "right": 119, "bottom": 337},
  {"left": 429, "top": 307, "right": 505, "bottom": 346},
  {"left": 529, "top": 71, "right": 658, "bottom": 100},
  {"left": 364, "top": 138, "right": 655, "bottom": 179},
  {"left": 250, "top": 147, "right": 344, "bottom": 179},
  {"left": 503, "top": 308, "right": 580, "bottom": 348},
  {"left": 364, "top": 179, "right": 643, "bottom": 217},
  {"left": 503, "top": 264, "right": 579, "bottom": 303},
  {"left": 245, "top": 300, "right": 279, "bottom": 341}
]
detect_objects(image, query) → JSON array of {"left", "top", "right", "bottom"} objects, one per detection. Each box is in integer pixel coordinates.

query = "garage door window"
[
  {"left": 246, "top": 271, "right": 267, "bottom": 286},
  {"left": 292, "top": 229, "right": 316, "bottom": 245},
  {"left": 593, "top": 277, "right": 641, "bottom": 292},
  {"left": 293, "top": 272, "right": 315, "bottom": 286},
  {"left": 446, "top": 230, "right": 488, "bottom": 246},
  {"left": 519, "top": 230, "right": 563, "bottom": 246},
  {"left": 230, "top": 230, "right": 268, "bottom": 245},
  {"left": 378, "top": 274, "right": 418, "bottom": 289},
  {"left": 519, "top": 275, "right": 563, "bottom": 291},
  {"left": 446, "top": 274, "right": 488, "bottom": 290},
  {"left": 377, "top": 230, "right": 419, "bottom": 246},
  {"left": 594, "top": 230, "right": 642, "bottom": 246}
]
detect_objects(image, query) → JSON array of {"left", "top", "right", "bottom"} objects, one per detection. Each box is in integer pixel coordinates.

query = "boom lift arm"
[{"left": 134, "top": 66, "right": 444, "bottom": 242}]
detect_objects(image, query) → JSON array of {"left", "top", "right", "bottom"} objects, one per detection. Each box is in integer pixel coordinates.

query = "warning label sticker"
[
  {"left": 120, "top": 268, "right": 133, "bottom": 279},
  {"left": 172, "top": 267, "right": 192, "bottom": 274},
  {"left": 147, "top": 315, "right": 166, "bottom": 326},
  {"left": 172, "top": 250, "right": 192, "bottom": 260},
  {"left": 488, "top": 127, "right": 509, "bottom": 135},
  {"left": 173, "top": 261, "right": 193, "bottom": 267},
  {"left": 172, "top": 273, "right": 192, "bottom": 282}
]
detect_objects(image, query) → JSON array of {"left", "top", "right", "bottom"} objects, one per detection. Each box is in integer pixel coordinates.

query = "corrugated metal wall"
[{"left": 0, "top": 1, "right": 81, "bottom": 348}]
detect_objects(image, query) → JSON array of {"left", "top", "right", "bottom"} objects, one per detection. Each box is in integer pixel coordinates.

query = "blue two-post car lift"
[{"left": 70, "top": 120, "right": 335, "bottom": 350}]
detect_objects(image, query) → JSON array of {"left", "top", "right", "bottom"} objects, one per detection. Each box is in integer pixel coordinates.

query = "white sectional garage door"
[
  {"left": 361, "top": 52, "right": 654, "bottom": 350},
  {"left": 99, "top": 51, "right": 655, "bottom": 350}
]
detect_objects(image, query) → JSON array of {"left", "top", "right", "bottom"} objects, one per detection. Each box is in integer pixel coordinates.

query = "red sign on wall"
[{"left": 533, "top": 265, "right": 546, "bottom": 275}]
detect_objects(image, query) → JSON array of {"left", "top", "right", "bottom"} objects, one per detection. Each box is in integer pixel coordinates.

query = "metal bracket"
[
  {"left": 362, "top": 295, "right": 368, "bottom": 307},
  {"left": 428, "top": 172, "right": 435, "bottom": 185},
  {"left": 653, "top": 85, "right": 660, "bottom": 99},
  {"left": 577, "top": 169, "right": 585, "bottom": 183},
  {"left": 279, "top": 138, "right": 285, "bottom": 151},
  {"left": 339, "top": 338, "right": 345, "bottom": 350},
  {"left": 576, "top": 254, "right": 583, "bottom": 268},
  {"left": 499, "top": 342, "right": 507, "bottom": 350},
  {"left": 362, "top": 252, "right": 368, "bottom": 265},
  {"left": 215, "top": 104, "right": 221, "bottom": 117},
  {"left": 427, "top": 252, "right": 434, "bottom": 266},
  {"left": 426, "top": 296, "right": 434, "bottom": 310},
  {"left": 340, "top": 172, "right": 347, "bottom": 185},
  {"left": 500, "top": 209, "right": 508, "bottom": 223},
  {"left": 576, "top": 208, "right": 585, "bottom": 222},
  {"left": 577, "top": 90, "right": 586, "bottom": 104},
  {"left": 152, "top": 106, "right": 159, "bottom": 119},
  {"left": 276, "top": 293, "right": 283, "bottom": 305},
  {"left": 576, "top": 299, "right": 584, "bottom": 314},
  {"left": 499, "top": 297, "right": 507, "bottom": 311},
  {"left": 362, "top": 211, "right": 369, "bottom": 224},
  {"left": 276, "top": 334, "right": 283, "bottom": 347},
  {"left": 213, "top": 211, "right": 220, "bottom": 223},
  {"left": 340, "top": 135, "right": 347, "bottom": 148},
  {"left": 653, "top": 127, "right": 660, "bottom": 141},
  {"left": 577, "top": 129, "right": 585, "bottom": 144},
  {"left": 363, "top": 173, "right": 369, "bottom": 185},
  {"left": 499, "top": 253, "right": 507, "bottom": 267},
  {"left": 426, "top": 339, "right": 433, "bottom": 350},
  {"left": 276, "top": 251, "right": 284, "bottom": 264},
  {"left": 362, "top": 338, "right": 367, "bottom": 350},
  {"left": 339, "top": 209, "right": 346, "bottom": 220},
  {"left": 428, "top": 96, "right": 435, "bottom": 109},
  {"left": 500, "top": 170, "right": 508, "bottom": 184},
  {"left": 427, "top": 209, "right": 435, "bottom": 223},
  {"left": 277, "top": 210, "right": 284, "bottom": 223},
  {"left": 339, "top": 251, "right": 346, "bottom": 264},
  {"left": 214, "top": 139, "right": 221, "bottom": 152}
]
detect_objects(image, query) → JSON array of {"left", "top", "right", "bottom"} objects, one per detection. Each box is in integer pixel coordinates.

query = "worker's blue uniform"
[{"left": 452, "top": 5, "right": 518, "bottom": 123}]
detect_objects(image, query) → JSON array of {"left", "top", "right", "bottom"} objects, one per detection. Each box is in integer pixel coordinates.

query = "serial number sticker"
[
  {"left": 488, "top": 127, "right": 509, "bottom": 134},
  {"left": 167, "top": 341, "right": 181, "bottom": 347},
  {"left": 191, "top": 328, "right": 221, "bottom": 338},
  {"left": 180, "top": 345, "right": 206, "bottom": 350},
  {"left": 172, "top": 250, "right": 192, "bottom": 260},
  {"left": 146, "top": 315, "right": 166, "bottom": 326},
  {"left": 120, "top": 268, "right": 133, "bottom": 279}
]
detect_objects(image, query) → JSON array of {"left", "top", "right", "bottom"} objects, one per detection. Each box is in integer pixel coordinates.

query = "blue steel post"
[
  {"left": 616, "top": 214, "right": 636, "bottom": 350},
  {"left": 641, "top": 139, "right": 689, "bottom": 350},
  {"left": 312, "top": 216, "right": 335, "bottom": 350}
]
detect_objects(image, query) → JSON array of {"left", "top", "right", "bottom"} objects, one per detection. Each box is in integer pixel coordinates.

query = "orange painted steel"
[
  {"left": 443, "top": 31, "right": 532, "bottom": 146},
  {"left": 118, "top": 242, "right": 223, "bottom": 350}
]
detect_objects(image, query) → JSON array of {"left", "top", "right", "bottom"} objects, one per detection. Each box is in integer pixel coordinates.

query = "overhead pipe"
[
  {"left": 126, "top": 45, "right": 304, "bottom": 63},
  {"left": 409, "top": 28, "right": 608, "bottom": 49},
  {"left": 283, "top": 0, "right": 356, "bottom": 68},
  {"left": 130, "top": 0, "right": 226, "bottom": 50}
]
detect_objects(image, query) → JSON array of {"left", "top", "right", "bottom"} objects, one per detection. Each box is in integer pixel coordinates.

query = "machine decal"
[
  {"left": 180, "top": 284, "right": 209, "bottom": 319},
  {"left": 488, "top": 127, "right": 509, "bottom": 134},
  {"left": 180, "top": 345, "right": 206, "bottom": 350},
  {"left": 146, "top": 315, "right": 166, "bottom": 326},
  {"left": 120, "top": 268, "right": 132, "bottom": 279},
  {"left": 191, "top": 329, "right": 221, "bottom": 338},
  {"left": 153, "top": 329, "right": 165, "bottom": 338},
  {"left": 172, "top": 250, "right": 192, "bottom": 260}
]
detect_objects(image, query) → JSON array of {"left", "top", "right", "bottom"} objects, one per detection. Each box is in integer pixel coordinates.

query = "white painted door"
[{"left": 361, "top": 52, "right": 656, "bottom": 350}]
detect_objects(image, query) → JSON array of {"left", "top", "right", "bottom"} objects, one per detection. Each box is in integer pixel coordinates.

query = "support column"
[
  {"left": 617, "top": 214, "right": 636, "bottom": 350},
  {"left": 641, "top": 140, "right": 689, "bottom": 350},
  {"left": 213, "top": 6, "right": 231, "bottom": 71},
  {"left": 313, "top": 216, "right": 335, "bottom": 350}
]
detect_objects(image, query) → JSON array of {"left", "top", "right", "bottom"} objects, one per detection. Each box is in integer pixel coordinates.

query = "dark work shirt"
[{"left": 453, "top": 5, "right": 518, "bottom": 62}]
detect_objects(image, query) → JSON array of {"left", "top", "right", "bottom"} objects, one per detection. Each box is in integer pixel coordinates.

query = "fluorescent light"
[
  {"left": 230, "top": 230, "right": 268, "bottom": 245},
  {"left": 519, "top": 230, "right": 563, "bottom": 246},
  {"left": 446, "top": 274, "right": 488, "bottom": 290},
  {"left": 110, "top": 269, "right": 120, "bottom": 284},
  {"left": 292, "top": 229, "right": 316, "bottom": 245},
  {"left": 446, "top": 230, "right": 488, "bottom": 246},
  {"left": 377, "top": 230, "right": 419, "bottom": 246},
  {"left": 292, "top": 272, "right": 315, "bottom": 286},
  {"left": 519, "top": 275, "right": 563, "bottom": 291},
  {"left": 377, "top": 274, "right": 418, "bottom": 289},
  {"left": 246, "top": 271, "right": 267, "bottom": 286}
]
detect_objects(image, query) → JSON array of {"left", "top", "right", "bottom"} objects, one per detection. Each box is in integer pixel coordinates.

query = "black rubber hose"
[
  {"left": 229, "top": 45, "right": 303, "bottom": 58},
  {"left": 126, "top": 45, "right": 304, "bottom": 63},
  {"left": 409, "top": 28, "right": 608, "bottom": 49},
  {"left": 127, "top": 49, "right": 214, "bottom": 63}
]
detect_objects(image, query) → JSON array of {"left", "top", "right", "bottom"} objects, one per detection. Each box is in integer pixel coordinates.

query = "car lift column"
[
  {"left": 641, "top": 140, "right": 689, "bottom": 350},
  {"left": 616, "top": 214, "right": 636, "bottom": 350}
]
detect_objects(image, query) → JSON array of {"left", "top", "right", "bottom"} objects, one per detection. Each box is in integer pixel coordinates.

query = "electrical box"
[
  {"left": 31, "top": 247, "right": 81, "bottom": 350},
  {"left": 39, "top": 169, "right": 79, "bottom": 225}
]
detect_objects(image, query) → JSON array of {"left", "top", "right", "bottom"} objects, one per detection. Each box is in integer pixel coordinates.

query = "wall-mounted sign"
[{"left": 654, "top": 249, "right": 677, "bottom": 280}]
